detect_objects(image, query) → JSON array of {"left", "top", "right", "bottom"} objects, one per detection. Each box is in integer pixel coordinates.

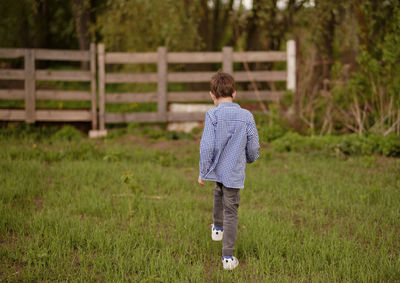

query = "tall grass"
[{"left": 0, "top": 128, "right": 399, "bottom": 281}]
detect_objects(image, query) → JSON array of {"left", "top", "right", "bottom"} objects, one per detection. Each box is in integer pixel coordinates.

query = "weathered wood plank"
[
  {"left": 157, "top": 47, "right": 167, "bottom": 121},
  {"left": 25, "top": 49, "right": 35, "bottom": 123},
  {"left": 236, "top": 90, "right": 284, "bottom": 101},
  {"left": 36, "top": 90, "right": 91, "bottom": 100},
  {"left": 168, "top": 72, "right": 214, "bottom": 82},
  {"left": 168, "top": 90, "right": 284, "bottom": 102},
  {"left": 168, "top": 91, "right": 210, "bottom": 102},
  {"left": 0, "top": 109, "right": 25, "bottom": 120},
  {"left": 105, "top": 52, "right": 158, "bottom": 64},
  {"left": 0, "top": 89, "right": 25, "bottom": 99},
  {"left": 36, "top": 70, "right": 91, "bottom": 81},
  {"left": 105, "top": 112, "right": 204, "bottom": 123},
  {"left": 168, "top": 71, "right": 285, "bottom": 83},
  {"left": 233, "top": 71, "right": 287, "bottom": 82},
  {"left": 105, "top": 73, "right": 157, "bottom": 83},
  {"left": 105, "top": 112, "right": 160, "bottom": 123},
  {"left": 286, "top": 40, "right": 296, "bottom": 91},
  {"left": 0, "top": 48, "right": 25, "bottom": 58},
  {"left": 233, "top": 51, "right": 286, "bottom": 62},
  {"left": 35, "top": 49, "right": 90, "bottom": 61},
  {"left": 223, "top": 47, "right": 233, "bottom": 74},
  {"left": 98, "top": 44, "right": 105, "bottom": 130},
  {"left": 106, "top": 92, "right": 158, "bottom": 103},
  {"left": 36, "top": 110, "right": 92, "bottom": 121},
  {"left": 169, "top": 103, "right": 213, "bottom": 113},
  {"left": 167, "top": 112, "right": 206, "bottom": 122},
  {"left": 0, "top": 69, "right": 25, "bottom": 80},
  {"left": 167, "top": 52, "right": 222, "bottom": 63},
  {"left": 90, "top": 43, "right": 97, "bottom": 130}
]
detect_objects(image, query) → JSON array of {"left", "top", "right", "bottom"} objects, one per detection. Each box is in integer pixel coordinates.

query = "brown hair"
[{"left": 210, "top": 72, "right": 235, "bottom": 98}]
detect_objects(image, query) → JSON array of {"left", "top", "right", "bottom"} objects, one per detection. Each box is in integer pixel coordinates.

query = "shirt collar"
[{"left": 218, "top": 102, "right": 240, "bottom": 108}]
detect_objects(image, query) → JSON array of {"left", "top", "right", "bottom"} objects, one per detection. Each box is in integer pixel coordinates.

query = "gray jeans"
[{"left": 213, "top": 182, "right": 241, "bottom": 256}]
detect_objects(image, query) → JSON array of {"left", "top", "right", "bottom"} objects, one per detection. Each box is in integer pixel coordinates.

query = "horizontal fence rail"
[
  {"left": 0, "top": 41, "right": 296, "bottom": 130},
  {"left": 98, "top": 41, "right": 296, "bottom": 129},
  {"left": 0, "top": 44, "right": 97, "bottom": 128}
]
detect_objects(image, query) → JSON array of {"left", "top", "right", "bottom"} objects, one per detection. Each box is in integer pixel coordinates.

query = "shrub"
[
  {"left": 380, "top": 133, "right": 400, "bottom": 157},
  {"left": 271, "top": 132, "right": 305, "bottom": 152},
  {"left": 360, "top": 133, "right": 384, "bottom": 155},
  {"left": 254, "top": 107, "right": 289, "bottom": 143},
  {"left": 337, "top": 134, "right": 364, "bottom": 156},
  {"left": 259, "top": 124, "right": 287, "bottom": 142},
  {"left": 270, "top": 132, "right": 400, "bottom": 157},
  {"left": 52, "top": 125, "right": 83, "bottom": 142},
  {"left": 0, "top": 123, "right": 58, "bottom": 141}
]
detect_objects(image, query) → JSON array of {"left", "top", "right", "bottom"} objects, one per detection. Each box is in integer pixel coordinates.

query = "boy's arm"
[
  {"left": 246, "top": 114, "right": 260, "bottom": 163},
  {"left": 199, "top": 112, "right": 215, "bottom": 179}
]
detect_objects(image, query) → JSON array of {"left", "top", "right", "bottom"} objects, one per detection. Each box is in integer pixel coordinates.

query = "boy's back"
[{"left": 199, "top": 102, "right": 259, "bottom": 189}]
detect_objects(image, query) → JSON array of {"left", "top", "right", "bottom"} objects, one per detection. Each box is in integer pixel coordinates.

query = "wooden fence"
[
  {"left": 0, "top": 41, "right": 296, "bottom": 131},
  {"left": 0, "top": 44, "right": 97, "bottom": 129},
  {"left": 97, "top": 40, "right": 296, "bottom": 130}
]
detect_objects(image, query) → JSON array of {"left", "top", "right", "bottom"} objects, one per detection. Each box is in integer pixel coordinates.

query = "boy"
[{"left": 198, "top": 72, "right": 260, "bottom": 270}]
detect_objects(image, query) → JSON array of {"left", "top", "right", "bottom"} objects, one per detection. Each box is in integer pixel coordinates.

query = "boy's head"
[{"left": 210, "top": 72, "right": 236, "bottom": 99}]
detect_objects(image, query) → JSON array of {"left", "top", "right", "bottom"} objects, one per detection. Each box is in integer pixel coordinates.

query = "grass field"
[{"left": 1, "top": 127, "right": 400, "bottom": 282}]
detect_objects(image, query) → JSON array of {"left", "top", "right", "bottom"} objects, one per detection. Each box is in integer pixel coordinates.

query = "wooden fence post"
[
  {"left": 222, "top": 46, "right": 233, "bottom": 74},
  {"left": 157, "top": 46, "right": 167, "bottom": 121},
  {"left": 24, "top": 49, "right": 35, "bottom": 123},
  {"left": 97, "top": 43, "right": 105, "bottom": 130},
  {"left": 286, "top": 40, "right": 296, "bottom": 91},
  {"left": 90, "top": 43, "right": 97, "bottom": 130}
]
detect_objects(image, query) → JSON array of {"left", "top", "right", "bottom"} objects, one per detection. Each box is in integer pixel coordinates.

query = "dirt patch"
[
  {"left": 0, "top": 232, "right": 18, "bottom": 248},
  {"left": 34, "top": 197, "right": 43, "bottom": 210}
]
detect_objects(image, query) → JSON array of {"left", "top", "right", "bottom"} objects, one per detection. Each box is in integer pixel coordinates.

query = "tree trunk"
[
  {"left": 71, "top": 0, "right": 91, "bottom": 69},
  {"left": 33, "top": 0, "right": 49, "bottom": 48},
  {"left": 246, "top": 0, "right": 262, "bottom": 51}
]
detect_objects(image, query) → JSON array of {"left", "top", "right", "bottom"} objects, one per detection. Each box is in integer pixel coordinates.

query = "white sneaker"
[
  {"left": 211, "top": 224, "right": 223, "bottom": 241},
  {"left": 222, "top": 256, "right": 239, "bottom": 270}
]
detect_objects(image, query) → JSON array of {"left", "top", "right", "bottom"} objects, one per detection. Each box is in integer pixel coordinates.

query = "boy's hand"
[{"left": 198, "top": 176, "right": 205, "bottom": 186}]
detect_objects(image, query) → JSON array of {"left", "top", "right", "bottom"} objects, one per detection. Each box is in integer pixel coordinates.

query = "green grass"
[{"left": 0, "top": 128, "right": 399, "bottom": 282}]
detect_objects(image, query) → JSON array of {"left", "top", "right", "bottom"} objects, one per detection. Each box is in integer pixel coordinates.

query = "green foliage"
[
  {"left": 271, "top": 132, "right": 304, "bottom": 152},
  {"left": 98, "top": 0, "right": 202, "bottom": 52},
  {"left": 327, "top": 6, "right": 400, "bottom": 134},
  {"left": 271, "top": 132, "right": 400, "bottom": 157},
  {"left": 52, "top": 125, "right": 83, "bottom": 142},
  {"left": 255, "top": 104, "right": 289, "bottom": 142},
  {"left": 380, "top": 133, "right": 400, "bottom": 157},
  {"left": 0, "top": 123, "right": 53, "bottom": 141},
  {"left": 259, "top": 123, "right": 287, "bottom": 142},
  {"left": 0, "top": 0, "right": 76, "bottom": 49}
]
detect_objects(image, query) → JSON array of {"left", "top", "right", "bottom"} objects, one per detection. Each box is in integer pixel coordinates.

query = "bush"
[
  {"left": 380, "top": 133, "right": 400, "bottom": 157},
  {"left": 0, "top": 123, "right": 58, "bottom": 141},
  {"left": 271, "top": 132, "right": 305, "bottom": 152},
  {"left": 270, "top": 132, "right": 400, "bottom": 157},
  {"left": 52, "top": 125, "right": 83, "bottom": 142},
  {"left": 337, "top": 134, "right": 364, "bottom": 155},
  {"left": 360, "top": 133, "right": 384, "bottom": 155},
  {"left": 254, "top": 107, "right": 289, "bottom": 143},
  {"left": 259, "top": 124, "right": 287, "bottom": 142}
]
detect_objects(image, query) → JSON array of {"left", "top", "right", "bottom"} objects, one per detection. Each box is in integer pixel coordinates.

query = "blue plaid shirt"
[{"left": 199, "top": 102, "right": 260, "bottom": 189}]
